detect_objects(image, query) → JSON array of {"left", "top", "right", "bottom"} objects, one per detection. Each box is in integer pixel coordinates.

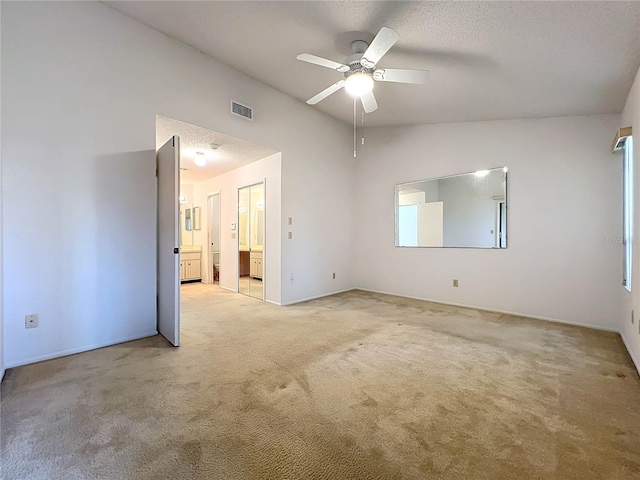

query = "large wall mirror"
[
  {"left": 238, "top": 182, "right": 265, "bottom": 300},
  {"left": 395, "top": 167, "right": 507, "bottom": 248}
]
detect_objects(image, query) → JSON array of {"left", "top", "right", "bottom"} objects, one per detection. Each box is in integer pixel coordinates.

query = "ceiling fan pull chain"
[
  {"left": 361, "top": 103, "right": 365, "bottom": 145},
  {"left": 353, "top": 97, "right": 357, "bottom": 157}
]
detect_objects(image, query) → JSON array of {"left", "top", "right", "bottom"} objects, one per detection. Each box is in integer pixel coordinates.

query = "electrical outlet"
[
  {"left": 288, "top": 232, "right": 292, "bottom": 239},
  {"left": 231, "top": 232, "right": 236, "bottom": 239},
  {"left": 25, "top": 314, "right": 38, "bottom": 329},
  {"left": 632, "top": 310, "right": 635, "bottom": 325},
  {"left": 453, "top": 279, "right": 459, "bottom": 288},
  {"left": 332, "top": 272, "right": 336, "bottom": 279},
  {"left": 290, "top": 273, "right": 294, "bottom": 284},
  {"left": 288, "top": 217, "right": 293, "bottom": 225}
]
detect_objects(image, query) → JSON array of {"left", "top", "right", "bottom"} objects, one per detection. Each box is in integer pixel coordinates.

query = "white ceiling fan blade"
[
  {"left": 306, "top": 80, "right": 346, "bottom": 105},
  {"left": 373, "top": 68, "right": 430, "bottom": 84},
  {"left": 296, "top": 54, "right": 350, "bottom": 73},
  {"left": 360, "top": 90, "right": 378, "bottom": 113},
  {"left": 360, "top": 27, "right": 400, "bottom": 68}
]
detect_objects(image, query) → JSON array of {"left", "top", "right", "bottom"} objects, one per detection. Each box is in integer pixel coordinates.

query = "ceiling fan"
[{"left": 297, "top": 27, "right": 429, "bottom": 113}]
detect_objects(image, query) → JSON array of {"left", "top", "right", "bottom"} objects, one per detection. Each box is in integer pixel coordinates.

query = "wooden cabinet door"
[{"left": 191, "top": 259, "right": 201, "bottom": 279}]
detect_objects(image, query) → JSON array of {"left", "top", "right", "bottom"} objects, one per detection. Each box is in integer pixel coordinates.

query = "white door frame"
[{"left": 207, "top": 191, "right": 221, "bottom": 284}]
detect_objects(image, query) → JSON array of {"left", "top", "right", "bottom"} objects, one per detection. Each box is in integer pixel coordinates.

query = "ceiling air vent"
[{"left": 230, "top": 100, "right": 253, "bottom": 121}]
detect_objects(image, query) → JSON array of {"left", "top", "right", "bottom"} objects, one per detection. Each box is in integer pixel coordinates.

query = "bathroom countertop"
[{"left": 180, "top": 245, "right": 202, "bottom": 252}]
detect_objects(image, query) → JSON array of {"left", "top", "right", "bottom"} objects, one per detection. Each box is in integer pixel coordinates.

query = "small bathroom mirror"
[
  {"left": 185, "top": 207, "right": 192, "bottom": 231},
  {"left": 193, "top": 206, "right": 201, "bottom": 230}
]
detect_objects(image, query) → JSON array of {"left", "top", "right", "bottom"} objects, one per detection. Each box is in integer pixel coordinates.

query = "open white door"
[{"left": 157, "top": 136, "right": 180, "bottom": 346}]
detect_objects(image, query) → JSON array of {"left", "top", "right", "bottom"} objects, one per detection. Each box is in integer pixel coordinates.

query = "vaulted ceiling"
[{"left": 108, "top": 1, "right": 640, "bottom": 127}]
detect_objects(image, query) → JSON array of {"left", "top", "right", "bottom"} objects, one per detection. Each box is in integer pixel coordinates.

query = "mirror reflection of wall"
[
  {"left": 238, "top": 187, "right": 250, "bottom": 252},
  {"left": 396, "top": 167, "right": 507, "bottom": 248},
  {"left": 250, "top": 183, "right": 264, "bottom": 250},
  {"left": 192, "top": 206, "right": 201, "bottom": 230}
]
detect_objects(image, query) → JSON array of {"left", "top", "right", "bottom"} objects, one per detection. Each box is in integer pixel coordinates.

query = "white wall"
[
  {"left": 179, "top": 183, "right": 194, "bottom": 204},
  {"left": 355, "top": 115, "right": 622, "bottom": 331},
  {"left": 1, "top": 2, "right": 353, "bottom": 367},
  {"left": 0, "top": 27, "right": 4, "bottom": 383},
  {"left": 620, "top": 65, "right": 640, "bottom": 371},
  {"left": 192, "top": 153, "right": 281, "bottom": 303}
]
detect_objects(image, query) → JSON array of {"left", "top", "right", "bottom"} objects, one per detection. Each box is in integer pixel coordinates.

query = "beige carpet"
[{"left": 2, "top": 285, "right": 640, "bottom": 479}]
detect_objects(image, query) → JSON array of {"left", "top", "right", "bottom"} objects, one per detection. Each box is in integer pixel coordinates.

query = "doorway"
[
  {"left": 156, "top": 114, "right": 281, "bottom": 333},
  {"left": 238, "top": 182, "right": 265, "bottom": 300},
  {"left": 207, "top": 192, "right": 221, "bottom": 284},
  {"left": 498, "top": 201, "right": 507, "bottom": 248}
]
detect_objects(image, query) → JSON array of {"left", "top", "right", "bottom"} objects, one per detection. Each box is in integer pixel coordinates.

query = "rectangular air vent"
[{"left": 230, "top": 100, "right": 253, "bottom": 121}]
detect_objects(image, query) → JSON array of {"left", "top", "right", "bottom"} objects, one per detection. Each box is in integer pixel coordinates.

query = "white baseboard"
[
  {"left": 280, "top": 288, "right": 355, "bottom": 306},
  {"left": 355, "top": 288, "right": 619, "bottom": 333},
  {"left": 620, "top": 332, "right": 640, "bottom": 376},
  {"left": 265, "top": 299, "right": 281, "bottom": 306},
  {"left": 220, "top": 285, "right": 237, "bottom": 293},
  {"left": 5, "top": 331, "right": 158, "bottom": 369}
]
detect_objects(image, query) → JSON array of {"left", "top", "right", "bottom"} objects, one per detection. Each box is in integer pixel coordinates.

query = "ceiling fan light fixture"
[
  {"left": 345, "top": 73, "right": 374, "bottom": 97},
  {"left": 194, "top": 151, "right": 207, "bottom": 167}
]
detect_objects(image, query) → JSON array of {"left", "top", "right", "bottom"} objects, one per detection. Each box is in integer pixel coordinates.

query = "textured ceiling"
[
  {"left": 156, "top": 115, "right": 278, "bottom": 184},
  {"left": 111, "top": 1, "right": 640, "bottom": 127}
]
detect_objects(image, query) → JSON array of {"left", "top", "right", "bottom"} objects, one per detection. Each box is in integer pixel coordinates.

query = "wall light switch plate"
[
  {"left": 453, "top": 279, "right": 459, "bottom": 288},
  {"left": 288, "top": 232, "right": 292, "bottom": 239},
  {"left": 25, "top": 314, "right": 38, "bottom": 329}
]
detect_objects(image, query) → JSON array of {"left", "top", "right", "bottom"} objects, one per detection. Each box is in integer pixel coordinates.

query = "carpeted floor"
[{"left": 2, "top": 285, "right": 640, "bottom": 479}]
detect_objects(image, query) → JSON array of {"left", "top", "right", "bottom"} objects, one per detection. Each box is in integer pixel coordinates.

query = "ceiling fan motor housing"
[{"left": 344, "top": 54, "right": 374, "bottom": 79}]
